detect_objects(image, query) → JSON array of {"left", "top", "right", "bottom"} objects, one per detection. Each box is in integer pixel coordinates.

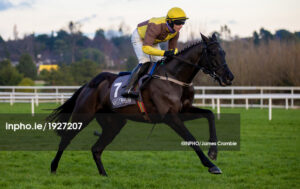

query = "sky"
[{"left": 0, "top": 0, "right": 299, "bottom": 41}]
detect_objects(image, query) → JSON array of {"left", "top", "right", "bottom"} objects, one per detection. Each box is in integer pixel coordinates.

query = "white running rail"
[{"left": 0, "top": 86, "right": 299, "bottom": 120}]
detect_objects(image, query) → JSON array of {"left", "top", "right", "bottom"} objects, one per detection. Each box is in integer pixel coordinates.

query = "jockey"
[{"left": 122, "top": 7, "right": 188, "bottom": 98}]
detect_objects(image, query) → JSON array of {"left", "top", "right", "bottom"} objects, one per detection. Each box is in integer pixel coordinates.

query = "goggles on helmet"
[{"left": 173, "top": 19, "right": 186, "bottom": 25}]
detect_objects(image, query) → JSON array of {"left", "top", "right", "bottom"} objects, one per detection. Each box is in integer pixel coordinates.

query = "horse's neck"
[{"left": 162, "top": 45, "right": 203, "bottom": 83}]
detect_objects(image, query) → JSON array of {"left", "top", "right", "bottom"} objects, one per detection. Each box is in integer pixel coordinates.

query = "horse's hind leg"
[
  {"left": 51, "top": 113, "right": 95, "bottom": 173},
  {"left": 51, "top": 130, "right": 79, "bottom": 173},
  {"left": 92, "top": 114, "right": 126, "bottom": 176}
]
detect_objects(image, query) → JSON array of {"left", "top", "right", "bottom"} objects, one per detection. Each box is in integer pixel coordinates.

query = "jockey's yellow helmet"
[{"left": 166, "top": 7, "right": 188, "bottom": 20}]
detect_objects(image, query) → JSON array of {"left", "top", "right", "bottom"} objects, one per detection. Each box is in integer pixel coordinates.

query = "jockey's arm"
[
  {"left": 142, "top": 24, "right": 165, "bottom": 56},
  {"left": 142, "top": 45, "right": 178, "bottom": 56},
  {"left": 142, "top": 23, "right": 179, "bottom": 56},
  {"left": 142, "top": 45, "right": 165, "bottom": 56}
]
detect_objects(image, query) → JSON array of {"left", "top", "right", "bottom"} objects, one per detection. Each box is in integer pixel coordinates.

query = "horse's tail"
[{"left": 47, "top": 84, "right": 86, "bottom": 136}]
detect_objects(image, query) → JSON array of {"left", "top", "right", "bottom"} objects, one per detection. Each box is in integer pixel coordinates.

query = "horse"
[{"left": 48, "top": 33, "right": 234, "bottom": 176}]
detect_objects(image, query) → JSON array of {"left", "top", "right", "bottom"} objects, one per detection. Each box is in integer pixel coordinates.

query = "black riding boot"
[{"left": 122, "top": 63, "right": 150, "bottom": 98}]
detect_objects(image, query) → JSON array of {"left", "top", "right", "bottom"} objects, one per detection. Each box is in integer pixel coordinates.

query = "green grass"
[{"left": 0, "top": 103, "right": 299, "bottom": 188}]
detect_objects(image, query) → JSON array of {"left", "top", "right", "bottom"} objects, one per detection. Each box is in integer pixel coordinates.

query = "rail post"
[
  {"left": 231, "top": 89, "right": 234, "bottom": 108},
  {"left": 291, "top": 89, "right": 294, "bottom": 108},
  {"left": 202, "top": 88, "right": 205, "bottom": 106},
  {"left": 217, "top": 98, "right": 220, "bottom": 120},
  {"left": 260, "top": 88, "right": 263, "bottom": 109},
  {"left": 31, "top": 98, "right": 35, "bottom": 116},
  {"left": 269, "top": 98, "right": 272, "bottom": 120},
  {"left": 35, "top": 94, "right": 39, "bottom": 106}
]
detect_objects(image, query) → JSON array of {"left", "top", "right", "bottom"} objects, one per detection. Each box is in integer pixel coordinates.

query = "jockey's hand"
[{"left": 164, "top": 49, "right": 175, "bottom": 57}]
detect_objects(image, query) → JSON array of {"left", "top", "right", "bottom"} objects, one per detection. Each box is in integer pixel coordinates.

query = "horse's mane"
[
  {"left": 158, "top": 40, "right": 202, "bottom": 64},
  {"left": 177, "top": 40, "right": 202, "bottom": 55}
]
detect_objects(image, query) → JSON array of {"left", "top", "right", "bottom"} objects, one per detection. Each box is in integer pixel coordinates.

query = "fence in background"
[{"left": 0, "top": 86, "right": 300, "bottom": 120}]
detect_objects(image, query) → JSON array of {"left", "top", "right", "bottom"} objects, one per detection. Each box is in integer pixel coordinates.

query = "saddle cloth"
[
  {"left": 110, "top": 75, "right": 136, "bottom": 109},
  {"left": 109, "top": 62, "right": 158, "bottom": 109}
]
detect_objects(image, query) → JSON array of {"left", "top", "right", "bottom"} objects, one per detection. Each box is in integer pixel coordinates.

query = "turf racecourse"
[{"left": 0, "top": 103, "right": 299, "bottom": 188}]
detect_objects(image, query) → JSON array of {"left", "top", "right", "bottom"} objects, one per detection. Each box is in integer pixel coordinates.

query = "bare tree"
[
  {"left": 13, "top": 24, "right": 19, "bottom": 40},
  {"left": 68, "top": 21, "right": 82, "bottom": 63}
]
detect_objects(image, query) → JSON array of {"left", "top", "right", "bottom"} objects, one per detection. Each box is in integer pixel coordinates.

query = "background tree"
[
  {"left": 70, "top": 59, "right": 100, "bottom": 85},
  {"left": 259, "top": 28, "right": 273, "bottom": 43},
  {"left": 39, "top": 65, "right": 75, "bottom": 85},
  {"left": 0, "top": 35, "right": 10, "bottom": 59},
  {"left": 92, "top": 28, "right": 118, "bottom": 64},
  {"left": 275, "top": 29, "right": 296, "bottom": 42},
  {"left": 16, "top": 53, "right": 37, "bottom": 80},
  {"left": 1, "top": 24, "right": 300, "bottom": 86},
  {"left": 95, "top": 29, "right": 105, "bottom": 38},
  {"left": 17, "top": 77, "right": 35, "bottom": 92},
  {"left": 38, "top": 70, "right": 51, "bottom": 81},
  {"left": 0, "top": 35, "right": 4, "bottom": 44},
  {"left": 0, "top": 59, "right": 11, "bottom": 70},
  {"left": 80, "top": 48, "right": 106, "bottom": 67},
  {"left": 47, "top": 69, "right": 74, "bottom": 85},
  {"left": 19, "top": 77, "right": 34, "bottom": 86},
  {"left": 0, "top": 60, "right": 23, "bottom": 85},
  {"left": 111, "top": 35, "right": 133, "bottom": 61},
  {"left": 68, "top": 21, "right": 82, "bottom": 63},
  {"left": 220, "top": 25, "right": 231, "bottom": 40},
  {"left": 253, "top": 31, "right": 260, "bottom": 46},
  {"left": 125, "top": 56, "right": 138, "bottom": 70},
  {"left": 54, "top": 39, "right": 69, "bottom": 62}
]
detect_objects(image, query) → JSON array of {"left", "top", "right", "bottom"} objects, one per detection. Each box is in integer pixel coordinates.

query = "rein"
[
  {"left": 152, "top": 74, "right": 193, "bottom": 87},
  {"left": 152, "top": 41, "right": 225, "bottom": 87}
]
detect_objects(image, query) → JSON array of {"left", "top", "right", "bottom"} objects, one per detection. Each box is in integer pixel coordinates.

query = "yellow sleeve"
[
  {"left": 174, "top": 48, "right": 178, "bottom": 54},
  {"left": 142, "top": 45, "right": 165, "bottom": 56}
]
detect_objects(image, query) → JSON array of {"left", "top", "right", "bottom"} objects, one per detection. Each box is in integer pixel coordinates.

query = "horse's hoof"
[
  {"left": 51, "top": 162, "right": 57, "bottom": 174},
  {"left": 208, "top": 166, "right": 222, "bottom": 174},
  {"left": 208, "top": 148, "right": 218, "bottom": 160},
  {"left": 100, "top": 172, "right": 108, "bottom": 177},
  {"left": 51, "top": 170, "right": 56, "bottom": 174}
]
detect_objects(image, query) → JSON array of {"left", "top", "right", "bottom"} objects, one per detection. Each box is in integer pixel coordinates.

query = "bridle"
[
  {"left": 152, "top": 41, "right": 226, "bottom": 87},
  {"left": 171, "top": 41, "right": 226, "bottom": 81}
]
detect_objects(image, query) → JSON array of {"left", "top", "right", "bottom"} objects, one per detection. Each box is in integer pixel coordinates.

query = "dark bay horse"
[{"left": 48, "top": 33, "right": 234, "bottom": 176}]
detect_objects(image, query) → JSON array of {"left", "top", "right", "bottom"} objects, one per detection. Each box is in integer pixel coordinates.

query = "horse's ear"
[
  {"left": 212, "top": 33, "right": 217, "bottom": 41},
  {"left": 201, "top": 33, "right": 209, "bottom": 44}
]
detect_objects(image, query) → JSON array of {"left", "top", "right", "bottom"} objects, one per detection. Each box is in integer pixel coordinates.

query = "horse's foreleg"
[
  {"left": 164, "top": 113, "right": 221, "bottom": 174},
  {"left": 92, "top": 115, "right": 126, "bottom": 176},
  {"left": 179, "top": 107, "right": 218, "bottom": 160}
]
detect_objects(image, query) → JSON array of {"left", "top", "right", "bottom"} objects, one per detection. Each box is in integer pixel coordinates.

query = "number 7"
[{"left": 114, "top": 82, "right": 122, "bottom": 98}]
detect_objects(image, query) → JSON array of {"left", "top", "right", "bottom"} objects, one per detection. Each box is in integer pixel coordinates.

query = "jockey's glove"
[{"left": 164, "top": 49, "right": 175, "bottom": 57}]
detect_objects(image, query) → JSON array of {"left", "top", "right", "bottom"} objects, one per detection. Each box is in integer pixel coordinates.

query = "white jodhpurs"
[{"left": 131, "top": 29, "right": 163, "bottom": 64}]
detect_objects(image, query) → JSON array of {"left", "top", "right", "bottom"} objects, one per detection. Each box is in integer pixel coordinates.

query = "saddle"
[{"left": 109, "top": 62, "right": 159, "bottom": 120}]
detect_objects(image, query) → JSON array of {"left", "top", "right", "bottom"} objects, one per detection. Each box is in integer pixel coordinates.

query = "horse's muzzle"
[{"left": 220, "top": 70, "right": 234, "bottom": 86}]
